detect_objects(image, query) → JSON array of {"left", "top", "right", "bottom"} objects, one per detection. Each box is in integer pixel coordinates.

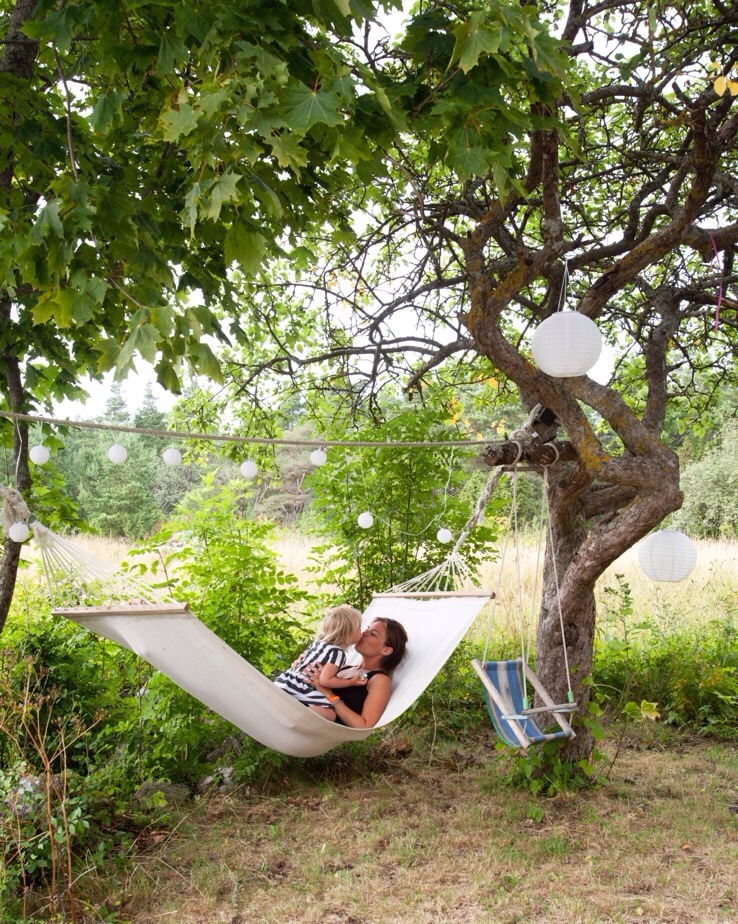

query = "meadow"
[{"left": 266, "top": 531, "right": 738, "bottom": 644}]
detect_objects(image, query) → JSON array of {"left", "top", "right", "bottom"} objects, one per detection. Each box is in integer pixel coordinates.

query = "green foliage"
[
  {"left": 2, "top": 585, "right": 126, "bottom": 766},
  {"left": 398, "top": 639, "right": 488, "bottom": 737},
  {"left": 0, "top": 651, "right": 137, "bottom": 921},
  {"left": 498, "top": 695, "right": 608, "bottom": 796},
  {"left": 672, "top": 421, "right": 738, "bottom": 539},
  {"left": 305, "top": 401, "right": 498, "bottom": 607},
  {"left": 594, "top": 577, "right": 738, "bottom": 738},
  {"left": 50, "top": 390, "right": 198, "bottom": 537},
  {"left": 119, "top": 479, "right": 314, "bottom": 779},
  {"left": 77, "top": 434, "right": 162, "bottom": 539}
]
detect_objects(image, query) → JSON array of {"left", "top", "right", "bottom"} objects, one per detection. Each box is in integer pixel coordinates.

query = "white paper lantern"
[
  {"left": 107, "top": 444, "right": 128, "bottom": 464},
  {"left": 9, "top": 522, "right": 30, "bottom": 543},
  {"left": 357, "top": 511, "right": 374, "bottom": 529},
  {"left": 29, "top": 445, "right": 50, "bottom": 465},
  {"left": 162, "top": 447, "right": 182, "bottom": 467},
  {"left": 310, "top": 448, "right": 327, "bottom": 466},
  {"left": 437, "top": 527, "right": 453, "bottom": 544},
  {"left": 531, "top": 312, "right": 603, "bottom": 377},
  {"left": 240, "top": 459, "right": 258, "bottom": 479},
  {"left": 638, "top": 529, "right": 697, "bottom": 582}
]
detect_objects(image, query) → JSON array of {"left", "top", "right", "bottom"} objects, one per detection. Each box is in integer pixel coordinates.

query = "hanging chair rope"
[
  {"left": 542, "top": 460, "right": 575, "bottom": 701},
  {"left": 476, "top": 432, "right": 575, "bottom": 709}
]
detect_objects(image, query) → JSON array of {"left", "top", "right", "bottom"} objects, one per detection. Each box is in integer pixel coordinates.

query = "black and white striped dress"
[{"left": 273, "top": 640, "right": 346, "bottom": 707}]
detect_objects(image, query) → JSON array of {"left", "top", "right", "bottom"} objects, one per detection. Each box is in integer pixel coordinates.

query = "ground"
[{"left": 102, "top": 727, "right": 738, "bottom": 924}]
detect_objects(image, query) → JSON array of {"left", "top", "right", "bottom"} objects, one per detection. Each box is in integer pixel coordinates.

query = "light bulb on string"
[
  {"left": 8, "top": 522, "right": 30, "bottom": 543},
  {"left": 162, "top": 447, "right": 182, "bottom": 467},
  {"left": 107, "top": 444, "right": 128, "bottom": 464},
  {"left": 240, "top": 459, "right": 258, "bottom": 479},
  {"left": 437, "top": 527, "right": 453, "bottom": 544},
  {"left": 29, "top": 445, "right": 50, "bottom": 465},
  {"left": 357, "top": 511, "right": 374, "bottom": 529},
  {"left": 310, "top": 448, "right": 327, "bottom": 466}
]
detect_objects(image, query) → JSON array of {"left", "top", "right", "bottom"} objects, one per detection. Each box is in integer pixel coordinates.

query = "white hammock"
[
  {"left": 24, "top": 495, "right": 494, "bottom": 757},
  {"left": 54, "top": 590, "right": 490, "bottom": 757}
]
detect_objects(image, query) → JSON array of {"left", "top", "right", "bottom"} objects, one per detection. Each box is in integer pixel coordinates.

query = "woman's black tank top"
[{"left": 334, "top": 669, "right": 388, "bottom": 725}]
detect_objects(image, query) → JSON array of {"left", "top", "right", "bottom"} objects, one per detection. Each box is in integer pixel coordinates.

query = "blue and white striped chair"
[{"left": 472, "top": 658, "right": 576, "bottom": 749}]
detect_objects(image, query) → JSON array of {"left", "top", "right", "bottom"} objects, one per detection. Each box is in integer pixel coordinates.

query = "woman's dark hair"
[{"left": 375, "top": 617, "right": 408, "bottom": 671}]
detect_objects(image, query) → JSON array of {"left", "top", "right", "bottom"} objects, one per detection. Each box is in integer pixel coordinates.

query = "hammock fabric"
[
  {"left": 55, "top": 591, "right": 491, "bottom": 758},
  {"left": 471, "top": 658, "right": 576, "bottom": 749}
]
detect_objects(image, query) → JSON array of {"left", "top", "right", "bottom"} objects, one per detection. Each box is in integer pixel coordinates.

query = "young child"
[{"left": 273, "top": 604, "right": 367, "bottom": 716}]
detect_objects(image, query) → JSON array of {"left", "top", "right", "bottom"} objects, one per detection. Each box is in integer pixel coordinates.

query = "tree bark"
[
  {"left": 0, "top": 345, "right": 31, "bottom": 635},
  {"left": 0, "top": 0, "right": 39, "bottom": 635},
  {"left": 535, "top": 468, "right": 596, "bottom": 760}
]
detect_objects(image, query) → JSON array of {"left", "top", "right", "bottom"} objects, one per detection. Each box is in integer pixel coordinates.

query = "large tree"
[
  {"left": 211, "top": 0, "right": 738, "bottom": 757},
  {"left": 4, "top": 0, "right": 737, "bottom": 765},
  {"left": 0, "top": 0, "right": 566, "bottom": 630},
  {"left": 0, "top": 0, "right": 411, "bottom": 629}
]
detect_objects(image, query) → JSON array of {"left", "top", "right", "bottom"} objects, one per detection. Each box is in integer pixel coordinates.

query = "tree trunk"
[
  {"left": 535, "top": 471, "right": 597, "bottom": 760},
  {"left": 482, "top": 430, "right": 681, "bottom": 760},
  {"left": 0, "top": 345, "right": 31, "bottom": 635},
  {"left": 0, "top": 0, "right": 38, "bottom": 636}
]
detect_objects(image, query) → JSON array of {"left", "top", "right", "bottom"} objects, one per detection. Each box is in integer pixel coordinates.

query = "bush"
[
  {"left": 121, "top": 479, "right": 315, "bottom": 780},
  {"left": 594, "top": 578, "right": 738, "bottom": 737},
  {"left": 672, "top": 421, "right": 738, "bottom": 538},
  {"left": 304, "top": 403, "right": 498, "bottom": 607}
]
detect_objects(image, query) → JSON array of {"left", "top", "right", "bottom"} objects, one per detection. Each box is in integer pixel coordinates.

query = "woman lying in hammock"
[{"left": 301, "top": 617, "right": 408, "bottom": 728}]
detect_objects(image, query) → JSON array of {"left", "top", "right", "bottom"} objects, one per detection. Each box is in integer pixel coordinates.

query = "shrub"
[
  {"left": 594, "top": 578, "right": 738, "bottom": 737},
  {"left": 304, "top": 403, "right": 498, "bottom": 607},
  {"left": 122, "top": 480, "right": 315, "bottom": 780}
]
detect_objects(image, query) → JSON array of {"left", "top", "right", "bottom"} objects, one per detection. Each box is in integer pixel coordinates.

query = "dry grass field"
[
  {"left": 92, "top": 728, "right": 738, "bottom": 924},
  {"left": 266, "top": 531, "right": 738, "bottom": 643}
]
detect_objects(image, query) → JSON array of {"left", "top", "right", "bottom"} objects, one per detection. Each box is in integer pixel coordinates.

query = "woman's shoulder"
[{"left": 367, "top": 669, "right": 390, "bottom": 681}]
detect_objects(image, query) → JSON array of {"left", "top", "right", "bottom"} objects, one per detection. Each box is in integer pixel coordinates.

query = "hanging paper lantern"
[
  {"left": 437, "top": 527, "right": 453, "bottom": 544},
  {"left": 107, "top": 444, "right": 128, "bottom": 464},
  {"left": 310, "top": 448, "right": 327, "bottom": 466},
  {"left": 9, "top": 522, "right": 30, "bottom": 543},
  {"left": 162, "top": 447, "right": 182, "bottom": 467},
  {"left": 357, "top": 511, "right": 374, "bottom": 529},
  {"left": 638, "top": 529, "right": 697, "bottom": 582},
  {"left": 240, "top": 459, "right": 258, "bottom": 479},
  {"left": 531, "top": 312, "right": 603, "bottom": 377},
  {"left": 29, "top": 445, "right": 50, "bottom": 465}
]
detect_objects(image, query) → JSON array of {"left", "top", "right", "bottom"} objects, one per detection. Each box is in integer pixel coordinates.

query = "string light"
[
  {"left": 240, "top": 459, "right": 258, "bottom": 479},
  {"left": 1, "top": 411, "right": 493, "bottom": 547},
  {"left": 162, "top": 447, "right": 182, "bottom": 466},
  {"left": 29, "top": 445, "right": 50, "bottom": 465},
  {"left": 107, "top": 444, "right": 128, "bottom": 464},
  {"left": 8, "top": 522, "right": 30, "bottom": 543},
  {"left": 0, "top": 410, "right": 489, "bottom": 449}
]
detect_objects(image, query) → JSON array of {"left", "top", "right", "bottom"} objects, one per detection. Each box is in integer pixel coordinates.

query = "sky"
[{"left": 53, "top": 367, "right": 177, "bottom": 421}]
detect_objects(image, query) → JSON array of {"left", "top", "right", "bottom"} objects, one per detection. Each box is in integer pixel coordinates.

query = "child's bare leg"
[{"left": 308, "top": 705, "right": 337, "bottom": 721}]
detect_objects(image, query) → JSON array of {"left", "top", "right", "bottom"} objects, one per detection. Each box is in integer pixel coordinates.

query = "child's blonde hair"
[{"left": 317, "top": 604, "right": 362, "bottom": 648}]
